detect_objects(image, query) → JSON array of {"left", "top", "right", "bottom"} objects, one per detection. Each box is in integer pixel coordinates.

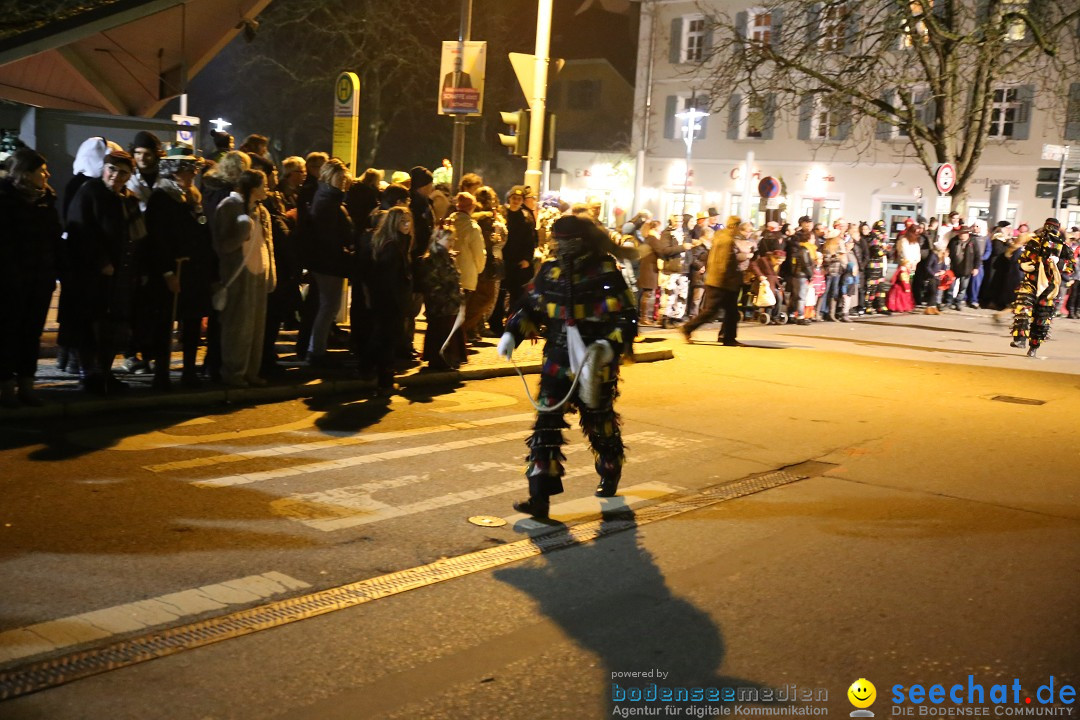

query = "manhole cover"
[
  {"left": 468, "top": 515, "right": 507, "bottom": 527},
  {"left": 990, "top": 395, "right": 1046, "bottom": 406}
]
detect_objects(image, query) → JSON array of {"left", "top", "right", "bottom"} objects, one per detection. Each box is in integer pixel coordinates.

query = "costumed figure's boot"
[{"left": 512, "top": 496, "right": 551, "bottom": 519}]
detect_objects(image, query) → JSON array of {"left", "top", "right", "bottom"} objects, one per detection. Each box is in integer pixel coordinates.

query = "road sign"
[
  {"left": 332, "top": 72, "right": 360, "bottom": 170},
  {"left": 508, "top": 52, "right": 564, "bottom": 104},
  {"left": 757, "top": 176, "right": 781, "bottom": 198},
  {"left": 934, "top": 163, "right": 956, "bottom": 194},
  {"left": 1042, "top": 144, "right": 1069, "bottom": 161},
  {"left": 171, "top": 114, "right": 199, "bottom": 146},
  {"left": 935, "top": 194, "right": 952, "bottom": 215}
]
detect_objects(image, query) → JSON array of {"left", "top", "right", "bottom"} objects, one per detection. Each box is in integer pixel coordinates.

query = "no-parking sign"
[{"left": 171, "top": 114, "right": 200, "bottom": 147}]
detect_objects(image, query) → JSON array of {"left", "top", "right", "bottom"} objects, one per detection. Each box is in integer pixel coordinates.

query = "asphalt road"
[{"left": 0, "top": 310, "right": 1077, "bottom": 719}]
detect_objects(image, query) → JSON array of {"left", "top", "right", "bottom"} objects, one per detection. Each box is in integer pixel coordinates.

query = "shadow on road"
[{"left": 494, "top": 509, "right": 770, "bottom": 713}]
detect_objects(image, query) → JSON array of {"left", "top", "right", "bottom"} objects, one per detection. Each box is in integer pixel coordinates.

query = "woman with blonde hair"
[
  {"left": 305, "top": 157, "right": 354, "bottom": 365},
  {"left": 362, "top": 205, "right": 413, "bottom": 388}
]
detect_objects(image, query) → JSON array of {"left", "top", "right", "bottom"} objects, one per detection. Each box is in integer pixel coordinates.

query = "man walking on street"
[{"left": 680, "top": 216, "right": 751, "bottom": 346}]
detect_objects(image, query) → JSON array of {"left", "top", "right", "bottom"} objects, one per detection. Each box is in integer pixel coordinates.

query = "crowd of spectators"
[{"left": 1, "top": 131, "right": 1078, "bottom": 408}]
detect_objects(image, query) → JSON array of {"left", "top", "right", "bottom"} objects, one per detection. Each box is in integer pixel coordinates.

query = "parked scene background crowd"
[{"left": 1, "top": 131, "right": 1078, "bottom": 408}]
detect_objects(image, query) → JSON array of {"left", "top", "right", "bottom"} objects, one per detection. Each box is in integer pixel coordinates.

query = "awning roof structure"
[{"left": 0, "top": 0, "right": 272, "bottom": 117}]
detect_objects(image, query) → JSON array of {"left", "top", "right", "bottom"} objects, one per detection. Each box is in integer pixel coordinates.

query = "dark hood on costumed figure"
[{"left": 550, "top": 215, "right": 638, "bottom": 264}]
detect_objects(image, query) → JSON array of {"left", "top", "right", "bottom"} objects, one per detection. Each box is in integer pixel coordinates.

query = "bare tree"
[
  {"left": 694, "top": 0, "right": 1080, "bottom": 208},
  {"left": 226, "top": 0, "right": 453, "bottom": 166}
]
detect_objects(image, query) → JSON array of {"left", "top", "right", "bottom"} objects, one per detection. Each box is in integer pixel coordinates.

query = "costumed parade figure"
[
  {"left": 498, "top": 215, "right": 639, "bottom": 519},
  {"left": 1010, "top": 218, "right": 1072, "bottom": 358},
  {"left": 865, "top": 220, "right": 889, "bottom": 313}
]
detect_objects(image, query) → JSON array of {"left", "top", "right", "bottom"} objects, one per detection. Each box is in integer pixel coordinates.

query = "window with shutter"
[
  {"left": 812, "top": 95, "right": 843, "bottom": 140},
  {"left": 744, "top": 95, "right": 766, "bottom": 139},
  {"left": 1002, "top": 0, "right": 1029, "bottom": 42},
  {"left": 901, "top": 1, "right": 931, "bottom": 48},
  {"left": 1065, "top": 83, "right": 1080, "bottom": 141},
  {"left": 819, "top": 3, "right": 849, "bottom": 52},
  {"left": 988, "top": 87, "right": 1022, "bottom": 137},
  {"left": 746, "top": 8, "right": 772, "bottom": 45},
  {"left": 682, "top": 15, "right": 707, "bottom": 63}
]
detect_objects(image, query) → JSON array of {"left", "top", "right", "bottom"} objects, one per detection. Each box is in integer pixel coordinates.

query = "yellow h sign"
[{"left": 332, "top": 72, "right": 360, "bottom": 171}]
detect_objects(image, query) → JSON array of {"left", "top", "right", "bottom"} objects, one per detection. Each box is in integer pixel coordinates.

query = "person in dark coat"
[
  {"left": 346, "top": 168, "right": 382, "bottom": 230},
  {"left": 261, "top": 163, "right": 301, "bottom": 375},
  {"left": 57, "top": 137, "right": 124, "bottom": 375},
  {"left": 979, "top": 221, "right": 1011, "bottom": 307},
  {"left": 143, "top": 146, "right": 213, "bottom": 389},
  {"left": 494, "top": 185, "right": 538, "bottom": 334},
  {"left": 947, "top": 227, "right": 979, "bottom": 311},
  {"left": 363, "top": 206, "right": 413, "bottom": 389},
  {"left": 305, "top": 158, "right": 354, "bottom": 365},
  {"left": 64, "top": 149, "right": 146, "bottom": 394},
  {"left": 0, "top": 149, "right": 61, "bottom": 407}
]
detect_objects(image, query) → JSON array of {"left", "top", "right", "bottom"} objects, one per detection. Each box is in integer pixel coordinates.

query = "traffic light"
[
  {"left": 542, "top": 112, "right": 556, "bottom": 160},
  {"left": 499, "top": 110, "right": 530, "bottom": 156},
  {"left": 1035, "top": 165, "right": 1080, "bottom": 206}
]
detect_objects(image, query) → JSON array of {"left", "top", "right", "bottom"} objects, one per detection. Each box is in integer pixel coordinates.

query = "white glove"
[{"left": 497, "top": 332, "right": 516, "bottom": 360}]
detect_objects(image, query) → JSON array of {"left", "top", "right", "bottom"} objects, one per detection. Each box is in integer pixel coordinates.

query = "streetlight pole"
[
  {"left": 524, "top": 0, "right": 553, "bottom": 191},
  {"left": 675, "top": 96, "right": 709, "bottom": 220},
  {"left": 450, "top": 0, "right": 473, "bottom": 193}
]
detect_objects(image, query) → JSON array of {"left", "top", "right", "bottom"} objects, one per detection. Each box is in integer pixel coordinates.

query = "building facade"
[{"left": 629, "top": 0, "right": 1080, "bottom": 230}]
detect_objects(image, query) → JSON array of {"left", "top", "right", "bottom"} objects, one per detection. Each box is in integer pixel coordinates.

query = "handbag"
[{"left": 754, "top": 281, "right": 776, "bottom": 307}]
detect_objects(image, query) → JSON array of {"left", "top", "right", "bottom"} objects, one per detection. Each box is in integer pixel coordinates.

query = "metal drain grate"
[
  {"left": 0, "top": 469, "right": 806, "bottom": 701},
  {"left": 991, "top": 395, "right": 1046, "bottom": 406}
]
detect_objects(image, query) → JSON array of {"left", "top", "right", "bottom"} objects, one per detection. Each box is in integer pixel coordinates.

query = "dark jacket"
[
  {"left": 949, "top": 236, "right": 978, "bottom": 277},
  {"left": 64, "top": 177, "right": 145, "bottom": 329},
  {"left": 369, "top": 232, "right": 413, "bottom": 315},
  {"left": 416, "top": 242, "right": 461, "bottom": 317},
  {"left": 0, "top": 178, "right": 60, "bottom": 292},
  {"left": 503, "top": 207, "right": 538, "bottom": 284},
  {"left": 409, "top": 191, "right": 434, "bottom": 264},
  {"left": 307, "top": 184, "right": 354, "bottom": 277},
  {"left": 346, "top": 182, "right": 380, "bottom": 235},
  {"left": 144, "top": 183, "right": 214, "bottom": 317}
]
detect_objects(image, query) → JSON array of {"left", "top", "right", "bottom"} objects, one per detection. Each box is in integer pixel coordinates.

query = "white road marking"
[
  {"left": 146, "top": 413, "right": 535, "bottom": 473},
  {"left": 0, "top": 571, "right": 309, "bottom": 666},
  {"left": 272, "top": 442, "right": 699, "bottom": 532},
  {"left": 191, "top": 430, "right": 529, "bottom": 488},
  {"left": 506, "top": 481, "right": 684, "bottom": 532}
]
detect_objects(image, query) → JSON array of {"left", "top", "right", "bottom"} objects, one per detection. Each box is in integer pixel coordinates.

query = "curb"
[{"left": 0, "top": 348, "right": 676, "bottom": 420}]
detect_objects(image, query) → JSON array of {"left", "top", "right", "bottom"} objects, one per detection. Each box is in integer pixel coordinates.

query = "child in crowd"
[
  {"left": 415, "top": 226, "right": 466, "bottom": 370},
  {"left": 887, "top": 259, "right": 915, "bottom": 313}
]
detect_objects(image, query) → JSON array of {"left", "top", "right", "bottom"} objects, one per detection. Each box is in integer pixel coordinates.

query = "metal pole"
[
  {"left": 450, "top": 0, "right": 473, "bottom": 192},
  {"left": 525, "top": 0, "right": 553, "bottom": 190},
  {"left": 632, "top": 0, "right": 657, "bottom": 215},
  {"left": 1054, "top": 146, "right": 1069, "bottom": 222},
  {"left": 678, "top": 101, "right": 695, "bottom": 218},
  {"left": 740, "top": 150, "right": 754, "bottom": 221}
]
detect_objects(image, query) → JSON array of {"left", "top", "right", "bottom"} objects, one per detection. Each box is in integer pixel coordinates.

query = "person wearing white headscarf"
[{"left": 65, "top": 137, "right": 123, "bottom": 221}]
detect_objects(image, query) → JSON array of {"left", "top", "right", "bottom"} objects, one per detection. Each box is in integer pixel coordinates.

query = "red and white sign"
[{"left": 935, "top": 163, "right": 956, "bottom": 194}]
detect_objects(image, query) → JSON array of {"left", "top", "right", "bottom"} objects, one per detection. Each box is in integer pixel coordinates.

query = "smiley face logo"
[{"left": 848, "top": 678, "right": 877, "bottom": 709}]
